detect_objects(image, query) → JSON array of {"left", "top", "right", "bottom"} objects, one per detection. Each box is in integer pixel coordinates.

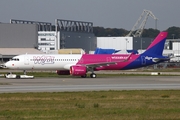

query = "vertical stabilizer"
[{"left": 142, "top": 31, "right": 168, "bottom": 55}]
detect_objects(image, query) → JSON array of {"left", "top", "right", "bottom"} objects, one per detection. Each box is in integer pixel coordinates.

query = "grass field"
[{"left": 0, "top": 90, "right": 180, "bottom": 120}]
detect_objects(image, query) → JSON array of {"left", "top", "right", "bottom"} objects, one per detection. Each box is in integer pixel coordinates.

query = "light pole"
[
  {"left": 89, "top": 37, "right": 91, "bottom": 51},
  {"left": 172, "top": 34, "right": 175, "bottom": 40},
  {"left": 125, "top": 38, "right": 129, "bottom": 54}
]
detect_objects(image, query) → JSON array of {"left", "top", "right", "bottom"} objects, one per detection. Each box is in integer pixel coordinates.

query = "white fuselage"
[{"left": 5, "top": 54, "right": 82, "bottom": 70}]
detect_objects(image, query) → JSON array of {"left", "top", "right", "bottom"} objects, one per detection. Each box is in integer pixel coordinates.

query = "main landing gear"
[
  {"left": 90, "top": 73, "right": 97, "bottom": 78},
  {"left": 81, "top": 73, "right": 97, "bottom": 78},
  {"left": 23, "top": 70, "right": 27, "bottom": 75},
  {"left": 81, "top": 67, "right": 97, "bottom": 78}
]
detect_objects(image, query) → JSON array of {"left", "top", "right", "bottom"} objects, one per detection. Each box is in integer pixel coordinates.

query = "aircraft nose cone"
[{"left": 4, "top": 62, "right": 11, "bottom": 68}]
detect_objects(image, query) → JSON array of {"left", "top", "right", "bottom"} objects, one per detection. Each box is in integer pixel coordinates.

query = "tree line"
[{"left": 93, "top": 26, "right": 180, "bottom": 39}]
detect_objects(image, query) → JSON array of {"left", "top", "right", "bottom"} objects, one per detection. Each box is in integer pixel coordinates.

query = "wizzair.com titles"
[{"left": 111, "top": 56, "right": 128, "bottom": 59}]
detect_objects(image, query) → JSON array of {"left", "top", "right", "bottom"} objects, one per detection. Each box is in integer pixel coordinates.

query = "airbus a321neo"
[{"left": 4, "top": 31, "right": 170, "bottom": 78}]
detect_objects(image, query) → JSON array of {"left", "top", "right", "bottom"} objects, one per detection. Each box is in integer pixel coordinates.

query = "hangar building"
[
  {"left": 96, "top": 36, "right": 152, "bottom": 52},
  {"left": 0, "top": 19, "right": 97, "bottom": 62},
  {"left": 37, "top": 19, "right": 97, "bottom": 53},
  {"left": 0, "top": 23, "right": 38, "bottom": 48}
]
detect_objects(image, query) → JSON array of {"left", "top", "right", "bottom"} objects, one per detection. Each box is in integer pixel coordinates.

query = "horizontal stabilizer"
[{"left": 152, "top": 57, "right": 170, "bottom": 62}]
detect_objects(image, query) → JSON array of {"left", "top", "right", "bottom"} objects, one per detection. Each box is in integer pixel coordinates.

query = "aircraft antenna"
[{"left": 126, "top": 9, "right": 158, "bottom": 37}]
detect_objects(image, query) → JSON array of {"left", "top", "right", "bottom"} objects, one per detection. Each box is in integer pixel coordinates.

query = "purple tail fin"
[{"left": 142, "top": 31, "right": 168, "bottom": 55}]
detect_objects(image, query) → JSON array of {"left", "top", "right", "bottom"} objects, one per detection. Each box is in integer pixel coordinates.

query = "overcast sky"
[{"left": 0, "top": 0, "right": 179, "bottom": 31}]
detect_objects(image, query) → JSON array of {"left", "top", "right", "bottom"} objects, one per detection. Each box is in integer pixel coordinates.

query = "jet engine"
[
  {"left": 70, "top": 65, "right": 87, "bottom": 76},
  {"left": 56, "top": 70, "right": 70, "bottom": 75}
]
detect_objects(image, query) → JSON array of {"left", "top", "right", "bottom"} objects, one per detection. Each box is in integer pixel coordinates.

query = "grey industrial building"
[
  {"left": 0, "top": 19, "right": 97, "bottom": 62},
  {"left": 0, "top": 23, "right": 38, "bottom": 48},
  {"left": 56, "top": 19, "right": 96, "bottom": 52},
  {"left": 133, "top": 37, "right": 153, "bottom": 50}
]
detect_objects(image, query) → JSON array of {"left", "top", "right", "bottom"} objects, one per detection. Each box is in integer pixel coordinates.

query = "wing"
[
  {"left": 84, "top": 61, "right": 118, "bottom": 68},
  {"left": 80, "top": 53, "right": 133, "bottom": 68}
]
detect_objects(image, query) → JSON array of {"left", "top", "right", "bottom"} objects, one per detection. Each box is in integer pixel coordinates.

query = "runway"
[{"left": 0, "top": 76, "right": 180, "bottom": 93}]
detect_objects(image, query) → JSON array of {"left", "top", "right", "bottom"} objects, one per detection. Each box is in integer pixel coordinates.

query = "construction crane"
[{"left": 126, "top": 9, "right": 158, "bottom": 37}]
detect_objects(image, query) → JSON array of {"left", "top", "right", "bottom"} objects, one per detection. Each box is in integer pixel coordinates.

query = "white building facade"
[
  {"left": 97, "top": 37, "right": 133, "bottom": 50},
  {"left": 38, "top": 31, "right": 60, "bottom": 53}
]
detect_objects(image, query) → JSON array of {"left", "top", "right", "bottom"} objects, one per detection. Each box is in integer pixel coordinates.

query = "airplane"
[{"left": 4, "top": 31, "right": 170, "bottom": 78}]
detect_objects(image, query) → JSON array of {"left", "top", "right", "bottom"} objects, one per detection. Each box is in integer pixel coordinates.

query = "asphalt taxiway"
[{"left": 0, "top": 76, "right": 180, "bottom": 93}]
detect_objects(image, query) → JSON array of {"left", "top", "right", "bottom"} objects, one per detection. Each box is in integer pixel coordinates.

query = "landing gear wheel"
[
  {"left": 90, "top": 73, "right": 97, "bottom": 78},
  {"left": 16, "top": 75, "right": 20, "bottom": 79},
  {"left": 23, "top": 70, "right": 26, "bottom": 75},
  {"left": 81, "top": 74, "right": 87, "bottom": 78}
]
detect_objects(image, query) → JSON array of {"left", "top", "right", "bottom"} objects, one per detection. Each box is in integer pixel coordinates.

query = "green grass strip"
[{"left": 0, "top": 90, "right": 180, "bottom": 120}]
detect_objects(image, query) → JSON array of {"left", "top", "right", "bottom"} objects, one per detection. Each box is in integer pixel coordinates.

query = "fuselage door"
[
  {"left": 106, "top": 57, "right": 111, "bottom": 62},
  {"left": 141, "top": 56, "right": 146, "bottom": 65},
  {"left": 24, "top": 55, "right": 29, "bottom": 65}
]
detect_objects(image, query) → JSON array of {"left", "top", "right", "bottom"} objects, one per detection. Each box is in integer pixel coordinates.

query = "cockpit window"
[{"left": 10, "top": 58, "right": 19, "bottom": 61}]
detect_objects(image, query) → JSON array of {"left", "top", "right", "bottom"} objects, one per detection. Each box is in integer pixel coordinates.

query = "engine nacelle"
[
  {"left": 56, "top": 70, "right": 70, "bottom": 75},
  {"left": 70, "top": 65, "right": 87, "bottom": 76}
]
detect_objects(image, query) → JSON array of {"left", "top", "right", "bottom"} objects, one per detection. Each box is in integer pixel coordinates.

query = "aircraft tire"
[
  {"left": 90, "top": 73, "right": 96, "bottom": 78},
  {"left": 16, "top": 75, "right": 20, "bottom": 79}
]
